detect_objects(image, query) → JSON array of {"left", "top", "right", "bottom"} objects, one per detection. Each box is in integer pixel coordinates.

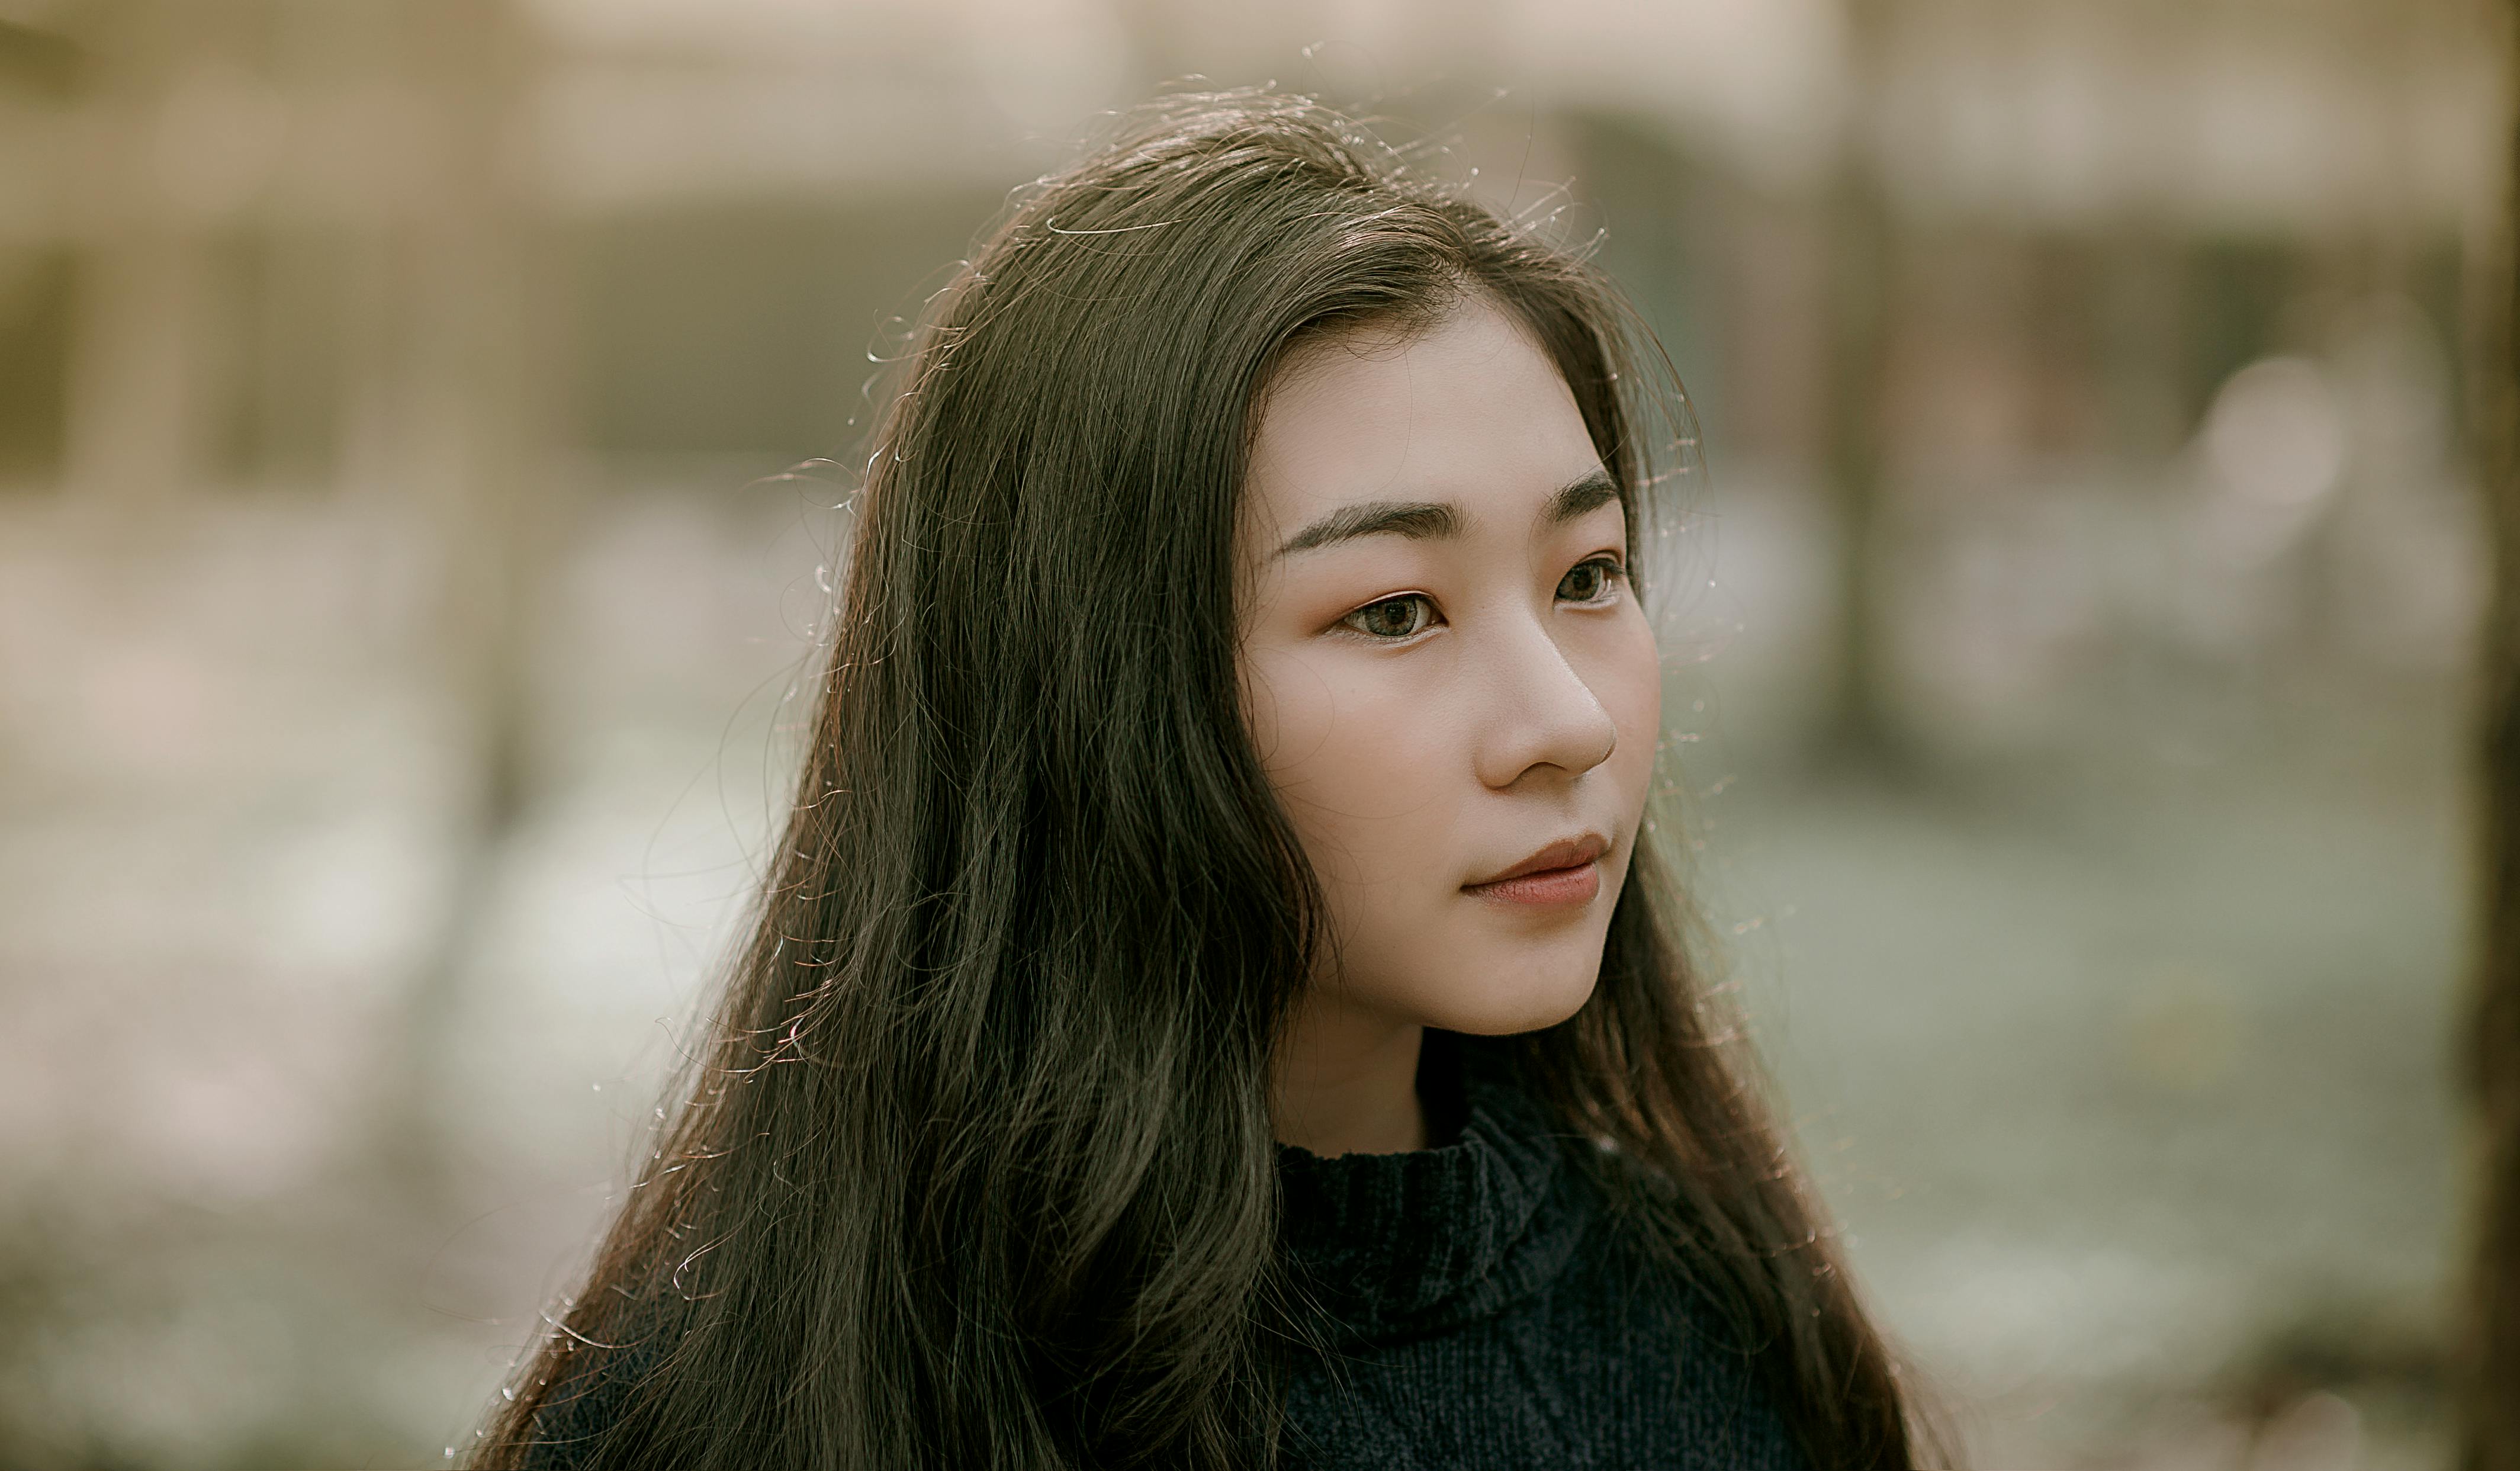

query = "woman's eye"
[
  {"left": 1558, "top": 557, "right": 1627, "bottom": 605},
  {"left": 1341, "top": 594, "right": 1436, "bottom": 641}
]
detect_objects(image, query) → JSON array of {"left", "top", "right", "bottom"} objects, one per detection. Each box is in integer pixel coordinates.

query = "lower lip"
[{"left": 1464, "top": 859, "right": 1600, "bottom": 907}]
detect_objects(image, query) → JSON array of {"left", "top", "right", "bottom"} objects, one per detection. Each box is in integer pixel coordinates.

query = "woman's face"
[{"left": 1236, "top": 296, "right": 1662, "bottom": 1039}]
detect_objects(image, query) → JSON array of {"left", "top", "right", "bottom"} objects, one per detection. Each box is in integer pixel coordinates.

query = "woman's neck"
[{"left": 1269, "top": 993, "right": 1428, "bottom": 1155}]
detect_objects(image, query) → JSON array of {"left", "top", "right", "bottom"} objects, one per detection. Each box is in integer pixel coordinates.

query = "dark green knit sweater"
[
  {"left": 516, "top": 1032, "right": 1809, "bottom": 1469},
  {"left": 1268, "top": 1031, "right": 1809, "bottom": 1470}
]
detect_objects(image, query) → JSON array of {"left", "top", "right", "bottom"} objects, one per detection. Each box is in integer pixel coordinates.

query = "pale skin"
[{"left": 1236, "top": 296, "right": 1664, "bottom": 1157}]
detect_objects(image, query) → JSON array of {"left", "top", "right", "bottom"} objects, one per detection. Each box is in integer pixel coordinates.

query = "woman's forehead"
[{"left": 1243, "top": 300, "right": 1599, "bottom": 545}]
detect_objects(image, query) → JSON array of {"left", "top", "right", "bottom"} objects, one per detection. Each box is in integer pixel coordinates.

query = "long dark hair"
[{"left": 472, "top": 89, "right": 1947, "bottom": 1470}]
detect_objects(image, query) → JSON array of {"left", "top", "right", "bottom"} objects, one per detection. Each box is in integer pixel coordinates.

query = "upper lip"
[{"left": 1465, "top": 831, "right": 1611, "bottom": 888}]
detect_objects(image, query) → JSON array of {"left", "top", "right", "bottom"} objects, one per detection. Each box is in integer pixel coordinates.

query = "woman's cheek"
[
  {"left": 1239, "top": 643, "right": 1330, "bottom": 775},
  {"left": 1290, "top": 672, "right": 1453, "bottom": 892},
  {"left": 1326, "top": 661, "right": 1457, "bottom": 785},
  {"left": 1576, "top": 621, "right": 1661, "bottom": 838}
]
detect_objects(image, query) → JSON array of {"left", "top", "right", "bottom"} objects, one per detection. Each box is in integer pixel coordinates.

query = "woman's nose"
[{"left": 1470, "top": 614, "right": 1621, "bottom": 790}]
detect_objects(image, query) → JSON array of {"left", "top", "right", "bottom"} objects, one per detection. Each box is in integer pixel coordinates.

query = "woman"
[{"left": 470, "top": 89, "right": 1948, "bottom": 1470}]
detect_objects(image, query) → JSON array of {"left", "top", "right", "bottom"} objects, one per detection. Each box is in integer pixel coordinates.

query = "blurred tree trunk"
[
  {"left": 368, "top": 0, "right": 570, "bottom": 1210},
  {"left": 1816, "top": 0, "right": 1905, "bottom": 772},
  {"left": 58, "top": 0, "right": 224, "bottom": 519},
  {"left": 2463, "top": 7, "right": 2520, "bottom": 1466}
]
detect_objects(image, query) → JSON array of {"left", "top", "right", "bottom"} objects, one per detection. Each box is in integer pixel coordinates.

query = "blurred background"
[{"left": 0, "top": 0, "right": 2503, "bottom": 1465}]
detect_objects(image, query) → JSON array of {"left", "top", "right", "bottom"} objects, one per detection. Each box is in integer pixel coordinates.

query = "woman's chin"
[{"left": 1422, "top": 972, "right": 1601, "bottom": 1038}]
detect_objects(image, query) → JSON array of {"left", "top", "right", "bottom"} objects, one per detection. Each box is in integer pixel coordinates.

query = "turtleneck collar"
[{"left": 1274, "top": 1031, "right": 1597, "bottom": 1346}]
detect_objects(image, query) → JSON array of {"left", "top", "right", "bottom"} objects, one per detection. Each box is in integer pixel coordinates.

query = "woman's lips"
[
  {"left": 1463, "top": 830, "right": 1611, "bottom": 905},
  {"left": 1462, "top": 858, "right": 1602, "bottom": 907}
]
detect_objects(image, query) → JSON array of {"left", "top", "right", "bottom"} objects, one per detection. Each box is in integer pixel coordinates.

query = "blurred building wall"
[{"left": 1, "top": 0, "right": 2496, "bottom": 489}]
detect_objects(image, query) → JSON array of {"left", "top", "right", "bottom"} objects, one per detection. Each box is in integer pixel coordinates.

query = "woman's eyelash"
[
  {"left": 1341, "top": 557, "right": 1612, "bottom": 637},
  {"left": 1340, "top": 593, "right": 1438, "bottom": 641},
  {"left": 1552, "top": 554, "right": 1632, "bottom": 599}
]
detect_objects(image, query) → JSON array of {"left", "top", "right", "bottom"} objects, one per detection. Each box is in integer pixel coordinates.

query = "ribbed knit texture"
[
  {"left": 516, "top": 1032, "right": 1813, "bottom": 1469},
  {"left": 1269, "top": 1030, "right": 1810, "bottom": 1471}
]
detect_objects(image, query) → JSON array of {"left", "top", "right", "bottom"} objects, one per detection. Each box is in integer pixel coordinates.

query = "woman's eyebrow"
[
  {"left": 1273, "top": 499, "right": 1460, "bottom": 558},
  {"left": 1273, "top": 467, "right": 1618, "bottom": 559},
  {"left": 1543, "top": 467, "right": 1620, "bottom": 528}
]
